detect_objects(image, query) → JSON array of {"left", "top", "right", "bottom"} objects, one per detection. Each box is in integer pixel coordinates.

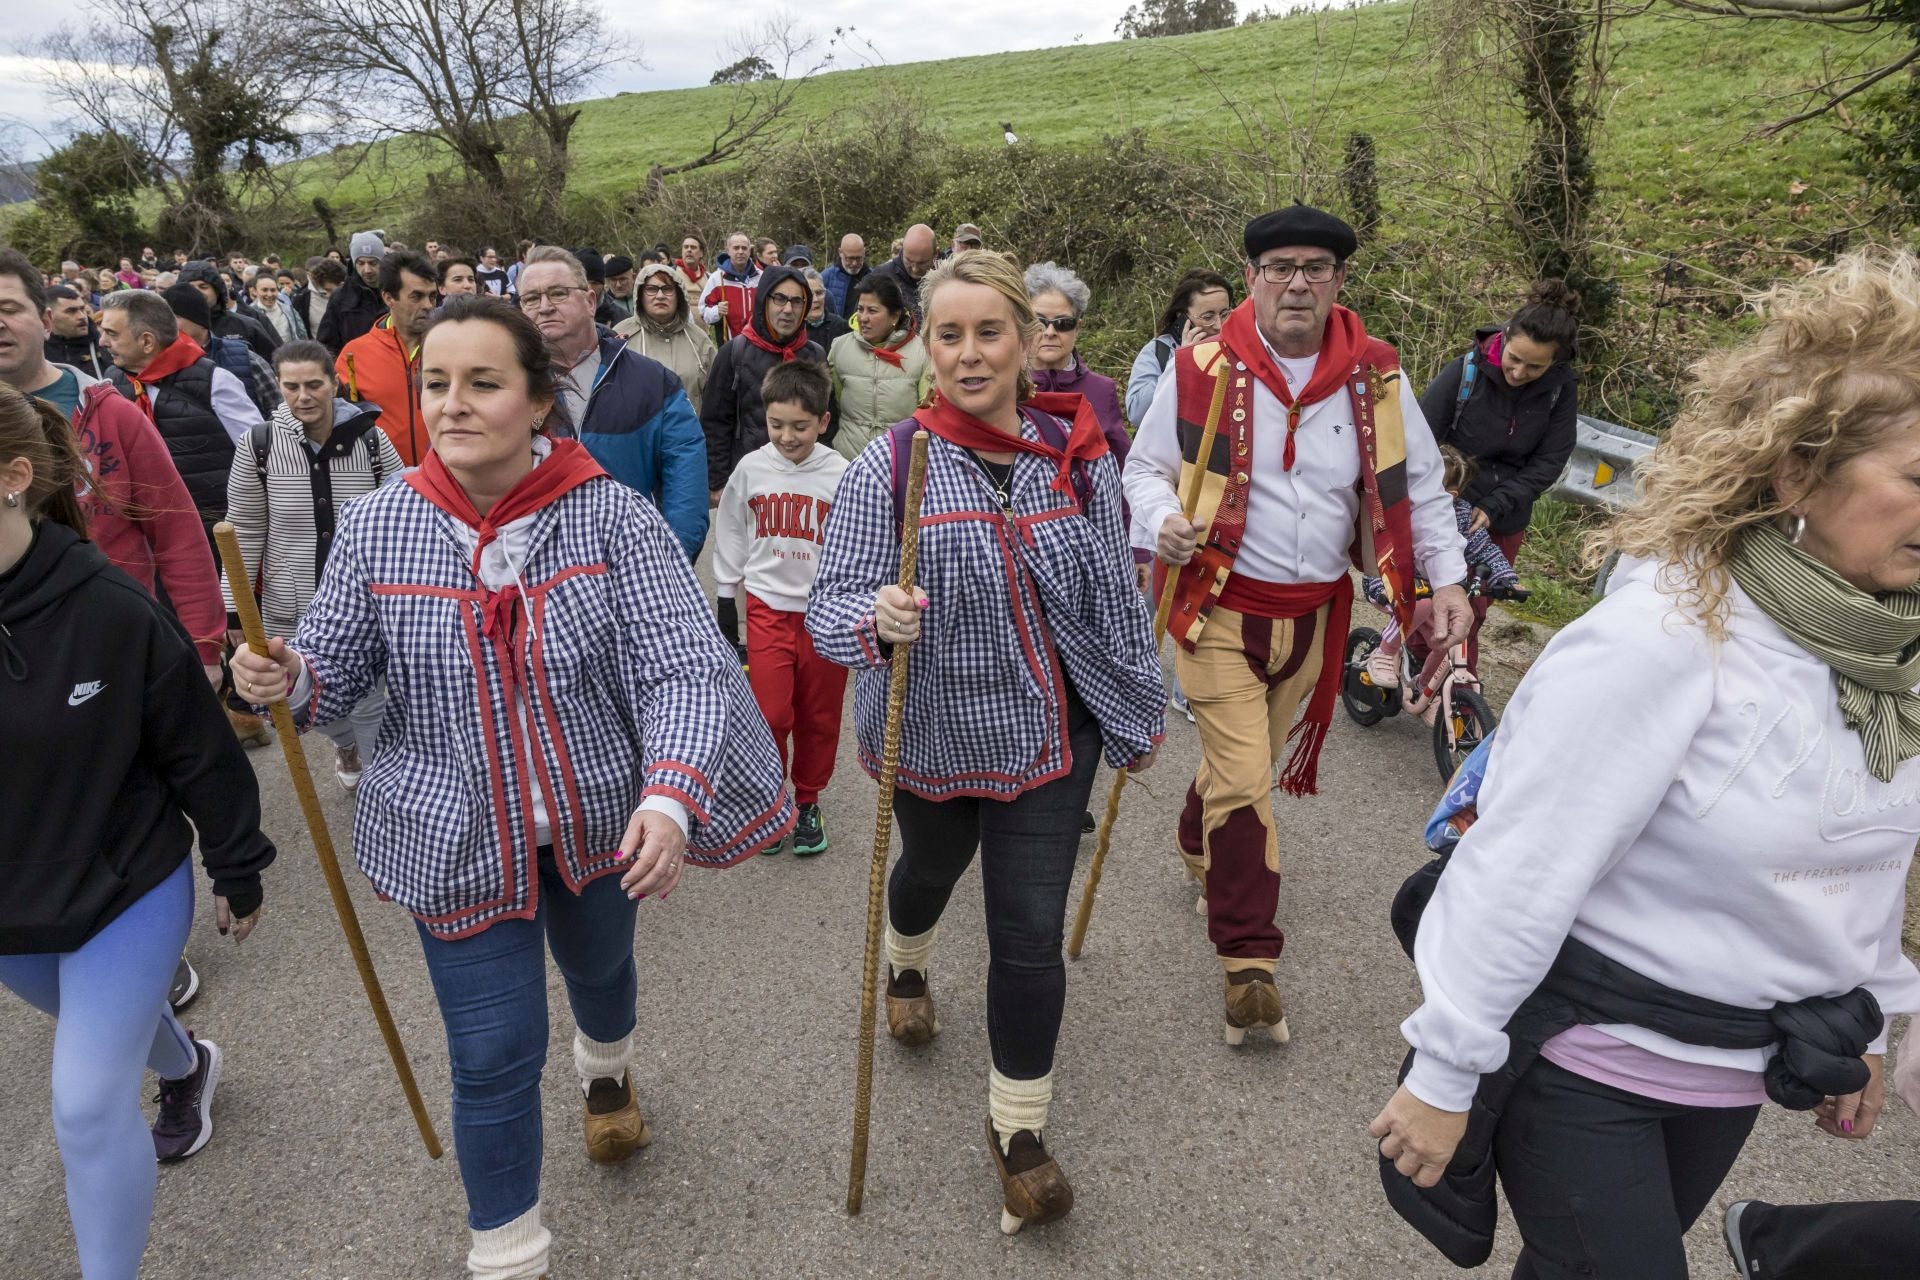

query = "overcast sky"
[{"left": 0, "top": 1, "right": 1340, "bottom": 161}]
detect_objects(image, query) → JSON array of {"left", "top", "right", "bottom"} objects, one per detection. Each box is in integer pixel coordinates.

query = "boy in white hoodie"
[{"left": 714, "top": 360, "right": 850, "bottom": 855}]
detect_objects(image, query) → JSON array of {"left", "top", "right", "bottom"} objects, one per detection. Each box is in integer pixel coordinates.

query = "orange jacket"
[{"left": 338, "top": 317, "right": 425, "bottom": 466}]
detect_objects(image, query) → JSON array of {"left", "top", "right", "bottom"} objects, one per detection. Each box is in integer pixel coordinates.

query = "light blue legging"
[{"left": 0, "top": 857, "right": 197, "bottom": 1280}]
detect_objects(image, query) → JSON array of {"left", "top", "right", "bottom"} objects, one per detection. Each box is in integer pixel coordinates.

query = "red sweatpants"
[{"left": 745, "top": 595, "right": 847, "bottom": 804}]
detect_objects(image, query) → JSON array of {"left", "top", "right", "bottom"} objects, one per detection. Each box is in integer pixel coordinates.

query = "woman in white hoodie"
[{"left": 1372, "top": 249, "right": 1920, "bottom": 1279}]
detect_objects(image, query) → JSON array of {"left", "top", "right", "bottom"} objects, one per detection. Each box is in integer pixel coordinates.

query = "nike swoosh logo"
[{"left": 68, "top": 681, "right": 106, "bottom": 706}]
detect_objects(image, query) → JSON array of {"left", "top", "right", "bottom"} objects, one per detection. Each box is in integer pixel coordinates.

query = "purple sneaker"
[{"left": 152, "top": 1035, "right": 222, "bottom": 1162}]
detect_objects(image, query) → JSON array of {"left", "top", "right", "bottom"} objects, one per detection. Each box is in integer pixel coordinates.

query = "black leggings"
[
  {"left": 1496, "top": 1059, "right": 1760, "bottom": 1279},
  {"left": 887, "top": 686, "right": 1102, "bottom": 1080}
]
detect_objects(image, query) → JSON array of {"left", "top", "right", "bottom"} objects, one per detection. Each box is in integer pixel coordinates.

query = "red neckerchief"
[
  {"left": 125, "top": 334, "right": 207, "bottom": 419},
  {"left": 675, "top": 260, "right": 706, "bottom": 288},
  {"left": 743, "top": 317, "right": 810, "bottom": 361},
  {"left": 404, "top": 440, "right": 608, "bottom": 642},
  {"left": 868, "top": 315, "right": 919, "bottom": 369},
  {"left": 1220, "top": 301, "right": 1363, "bottom": 471},
  {"left": 912, "top": 390, "right": 1109, "bottom": 498}
]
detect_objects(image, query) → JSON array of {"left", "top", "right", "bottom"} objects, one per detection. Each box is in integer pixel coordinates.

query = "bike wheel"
[
  {"left": 1433, "top": 687, "right": 1497, "bottom": 783},
  {"left": 1342, "top": 628, "right": 1388, "bottom": 727}
]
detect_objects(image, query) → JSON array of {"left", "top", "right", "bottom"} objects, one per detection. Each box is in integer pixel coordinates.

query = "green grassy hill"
[{"left": 304, "top": 3, "right": 1881, "bottom": 256}]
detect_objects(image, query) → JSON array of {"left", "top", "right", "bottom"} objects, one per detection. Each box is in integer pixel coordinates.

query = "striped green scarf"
[{"left": 1727, "top": 522, "right": 1920, "bottom": 782}]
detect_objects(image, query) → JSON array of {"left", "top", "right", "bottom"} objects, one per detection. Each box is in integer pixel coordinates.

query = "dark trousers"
[
  {"left": 1496, "top": 1059, "right": 1759, "bottom": 1279},
  {"left": 887, "top": 685, "right": 1101, "bottom": 1080},
  {"left": 1745, "top": 1200, "right": 1920, "bottom": 1279}
]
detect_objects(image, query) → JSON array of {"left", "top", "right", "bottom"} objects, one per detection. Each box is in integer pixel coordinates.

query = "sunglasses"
[{"left": 1037, "top": 315, "right": 1079, "bottom": 333}]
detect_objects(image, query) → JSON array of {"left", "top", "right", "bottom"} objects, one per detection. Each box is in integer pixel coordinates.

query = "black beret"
[
  {"left": 602, "top": 254, "right": 634, "bottom": 276},
  {"left": 570, "top": 247, "right": 605, "bottom": 284},
  {"left": 161, "top": 281, "right": 212, "bottom": 330},
  {"left": 1243, "top": 204, "right": 1358, "bottom": 262}
]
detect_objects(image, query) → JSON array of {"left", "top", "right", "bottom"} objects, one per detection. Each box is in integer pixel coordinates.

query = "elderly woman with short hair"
[
  {"left": 1023, "top": 261, "right": 1128, "bottom": 463},
  {"left": 1372, "top": 248, "right": 1920, "bottom": 1279}
]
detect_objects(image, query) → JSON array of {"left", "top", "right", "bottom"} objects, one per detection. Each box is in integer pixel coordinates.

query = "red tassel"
[{"left": 1277, "top": 716, "right": 1327, "bottom": 797}]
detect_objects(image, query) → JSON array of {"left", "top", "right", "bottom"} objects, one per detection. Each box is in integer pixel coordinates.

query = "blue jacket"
[
  {"left": 556, "top": 327, "right": 710, "bottom": 559},
  {"left": 819, "top": 262, "right": 869, "bottom": 319}
]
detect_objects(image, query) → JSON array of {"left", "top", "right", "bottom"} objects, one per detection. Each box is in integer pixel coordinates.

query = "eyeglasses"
[
  {"left": 1253, "top": 259, "right": 1339, "bottom": 285},
  {"left": 641, "top": 284, "right": 680, "bottom": 297},
  {"left": 1188, "top": 308, "right": 1230, "bottom": 326},
  {"left": 518, "top": 286, "right": 589, "bottom": 310},
  {"left": 1037, "top": 315, "right": 1079, "bottom": 333},
  {"left": 766, "top": 292, "right": 808, "bottom": 311}
]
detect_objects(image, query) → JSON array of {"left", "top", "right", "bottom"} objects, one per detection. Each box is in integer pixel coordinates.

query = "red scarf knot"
[
  {"left": 1222, "top": 302, "right": 1364, "bottom": 473},
  {"left": 912, "top": 390, "right": 1110, "bottom": 500},
  {"left": 868, "top": 315, "right": 919, "bottom": 369},
  {"left": 403, "top": 438, "right": 609, "bottom": 580}
]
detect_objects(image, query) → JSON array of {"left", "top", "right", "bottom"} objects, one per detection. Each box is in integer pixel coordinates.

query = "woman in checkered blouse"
[
  {"left": 808, "top": 251, "right": 1164, "bottom": 1234},
  {"left": 232, "top": 295, "right": 792, "bottom": 1280}
]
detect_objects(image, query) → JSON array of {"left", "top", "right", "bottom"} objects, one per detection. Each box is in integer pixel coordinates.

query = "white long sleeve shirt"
[
  {"left": 713, "top": 441, "right": 849, "bottom": 612},
  {"left": 1401, "top": 557, "right": 1920, "bottom": 1112},
  {"left": 1122, "top": 338, "right": 1466, "bottom": 588}
]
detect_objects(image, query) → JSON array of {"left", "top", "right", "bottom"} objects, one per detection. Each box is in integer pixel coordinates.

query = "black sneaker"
[
  {"left": 168, "top": 957, "right": 200, "bottom": 1012},
  {"left": 1081, "top": 810, "right": 1096, "bottom": 835},
  {"left": 793, "top": 803, "right": 827, "bottom": 856},
  {"left": 1723, "top": 1200, "right": 1764, "bottom": 1277},
  {"left": 152, "top": 1035, "right": 222, "bottom": 1162}
]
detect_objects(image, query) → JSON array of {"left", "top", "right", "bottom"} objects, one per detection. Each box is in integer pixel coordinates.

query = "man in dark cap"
[
  {"left": 602, "top": 254, "right": 637, "bottom": 324},
  {"left": 571, "top": 247, "right": 623, "bottom": 327},
  {"left": 1121, "top": 204, "right": 1469, "bottom": 1046}
]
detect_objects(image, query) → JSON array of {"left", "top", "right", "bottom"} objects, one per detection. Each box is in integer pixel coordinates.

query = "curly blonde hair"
[
  {"left": 917, "top": 251, "right": 1042, "bottom": 401},
  {"left": 1592, "top": 247, "right": 1920, "bottom": 634}
]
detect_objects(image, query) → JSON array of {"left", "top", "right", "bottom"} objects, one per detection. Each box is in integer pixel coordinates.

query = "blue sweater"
[{"left": 558, "top": 328, "right": 710, "bottom": 559}]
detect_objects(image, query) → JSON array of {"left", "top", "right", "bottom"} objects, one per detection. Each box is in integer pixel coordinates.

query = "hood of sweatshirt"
[
  {"left": 1031, "top": 353, "right": 1092, "bottom": 394},
  {"left": 0, "top": 522, "right": 109, "bottom": 678},
  {"left": 756, "top": 439, "right": 842, "bottom": 475},
  {"left": 750, "top": 265, "right": 813, "bottom": 348},
  {"left": 271, "top": 396, "right": 384, "bottom": 440},
  {"left": 635, "top": 262, "right": 691, "bottom": 327}
]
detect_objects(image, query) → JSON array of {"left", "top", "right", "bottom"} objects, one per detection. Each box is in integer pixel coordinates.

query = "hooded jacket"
[
  {"left": 339, "top": 314, "right": 426, "bottom": 467},
  {"left": 315, "top": 273, "right": 389, "bottom": 355},
  {"left": 44, "top": 324, "right": 106, "bottom": 379},
  {"left": 60, "top": 367, "right": 227, "bottom": 665},
  {"left": 548, "top": 326, "right": 711, "bottom": 560},
  {"left": 179, "top": 263, "right": 280, "bottom": 361},
  {"left": 222, "top": 398, "right": 404, "bottom": 635},
  {"left": 0, "top": 520, "right": 275, "bottom": 953},
  {"left": 700, "top": 265, "right": 829, "bottom": 491},
  {"left": 826, "top": 323, "right": 927, "bottom": 463},
  {"left": 613, "top": 263, "right": 718, "bottom": 407},
  {"left": 1419, "top": 326, "right": 1578, "bottom": 537}
]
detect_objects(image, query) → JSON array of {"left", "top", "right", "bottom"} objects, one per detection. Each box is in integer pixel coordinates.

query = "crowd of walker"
[{"left": 4, "top": 202, "right": 1920, "bottom": 1279}]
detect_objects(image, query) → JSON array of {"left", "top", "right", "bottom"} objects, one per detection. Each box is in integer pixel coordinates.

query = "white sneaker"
[
  {"left": 334, "top": 745, "right": 363, "bottom": 791},
  {"left": 1366, "top": 645, "right": 1401, "bottom": 689}
]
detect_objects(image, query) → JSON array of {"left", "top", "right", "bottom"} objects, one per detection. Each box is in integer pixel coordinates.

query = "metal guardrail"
[{"left": 1547, "top": 414, "right": 1658, "bottom": 511}]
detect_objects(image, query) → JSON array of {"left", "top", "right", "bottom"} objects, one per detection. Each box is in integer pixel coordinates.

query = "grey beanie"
[{"left": 349, "top": 229, "right": 387, "bottom": 262}]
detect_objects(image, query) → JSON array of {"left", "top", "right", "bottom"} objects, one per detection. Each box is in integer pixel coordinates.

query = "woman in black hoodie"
[
  {"left": 1418, "top": 279, "right": 1581, "bottom": 666},
  {"left": 0, "top": 383, "right": 274, "bottom": 1278}
]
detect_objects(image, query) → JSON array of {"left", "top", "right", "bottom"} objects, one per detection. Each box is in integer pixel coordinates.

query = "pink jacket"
[{"left": 69, "top": 373, "right": 226, "bottom": 664}]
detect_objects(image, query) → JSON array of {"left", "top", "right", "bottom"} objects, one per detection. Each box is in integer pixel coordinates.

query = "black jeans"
[
  {"left": 1744, "top": 1200, "right": 1920, "bottom": 1279},
  {"left": 887, "top": 684, "right": 1101, "bottom": 1081},
  {"left": 1496, "top": 1059, "right": 1760, "bottom": 1279}
]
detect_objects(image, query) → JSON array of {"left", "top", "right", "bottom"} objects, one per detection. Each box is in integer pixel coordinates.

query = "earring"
[
  {"left": 2, "top": 491, "right": 18, "bottom": 508},
  {"left": 1785, "top": 511, "right": 1807, "bottom": 546}
]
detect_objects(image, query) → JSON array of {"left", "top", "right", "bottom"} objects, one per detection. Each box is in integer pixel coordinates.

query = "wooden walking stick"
[
  {"left": 1067, "top": 361, "right": 1231, "bottom": 960},
  {"left": 846, "top": 429, "right": 931, "bottom": 1216},
  {"left": 213, "top": 522, "right": 444, "bottom": 1160}
]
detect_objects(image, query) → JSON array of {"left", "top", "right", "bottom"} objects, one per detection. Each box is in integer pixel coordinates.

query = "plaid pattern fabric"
[
  {"left": 297, "top": 475, "right": 793, "bottom": 939},
  {"left": 807, "top": 410, "right": 1165, "bottom": 800}
]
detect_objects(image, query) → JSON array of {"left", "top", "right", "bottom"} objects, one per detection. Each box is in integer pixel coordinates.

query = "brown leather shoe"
[
  {"left": 885, "top": 967, "right": 938, "bottom": 1046},
  {"left": 1224, "top": 969, "right": 1290, "bottom": 1046},
  {"left": 227, "top": 708, "right": 272, "bottom": 748},
  {"left": 986, "top": 1116, "right": 1073, "bottom": 1234},
  {"left": 583, "top": 1072, "right": 651, "bottom": 1164}
]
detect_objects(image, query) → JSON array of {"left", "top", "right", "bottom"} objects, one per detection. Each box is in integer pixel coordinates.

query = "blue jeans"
[
  {"left": 0, "top": 857, "right": 197, "bottom": 1280},
  {"left": 414, "top": 849, "right": 639, "bottom": 1230},
  {"left": 887, "top": 683, "right": 1102, "bottom": 1079}
]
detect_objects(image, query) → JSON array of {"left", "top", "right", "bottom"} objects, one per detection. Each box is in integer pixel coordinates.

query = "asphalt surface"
[{"left": 4, "top": 599, "right": 1917, "bottom": 1279}]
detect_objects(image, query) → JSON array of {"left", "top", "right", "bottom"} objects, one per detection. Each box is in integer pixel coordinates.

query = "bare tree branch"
[
  {"left": 1658, "top": 0, "right": 1880, "bottom": 21},
  {"left": 1753, "top": 44, "right": 1920, "bottom": 134},
  {"left": 647, "top": 18, "right": 828, "bottom": 184}
]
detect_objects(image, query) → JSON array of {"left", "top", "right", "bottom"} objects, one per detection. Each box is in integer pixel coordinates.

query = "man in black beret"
[
  {"left": 1121, "top": 204, "right": 1471, "bottom": 1046},
  {"left": 601, "top": 254, "right": 637, "bottom": 325}
]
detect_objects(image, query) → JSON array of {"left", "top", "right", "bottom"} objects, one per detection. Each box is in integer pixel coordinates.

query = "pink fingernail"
[{"left": 1842, "top": 1119, "right": 1854, "bottom": 1133}]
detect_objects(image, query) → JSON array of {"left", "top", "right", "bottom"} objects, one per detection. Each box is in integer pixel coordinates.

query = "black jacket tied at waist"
[{"left": 1382, "top": 853, "right": 1882, "bottom": 1268}]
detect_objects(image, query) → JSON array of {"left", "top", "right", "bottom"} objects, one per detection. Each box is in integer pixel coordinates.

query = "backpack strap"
[
  {"left": 1455, "top": 345, "right": 1479, "bottom": 412},
  {"left": 888, "top": 419, "right": 918, "bottom": 536},
  {"left": 249, "top": 421, "right": 272, "bottom": 492},
  {"left": 1153, "top": 334, "right": 1174, "bottom": 372}
]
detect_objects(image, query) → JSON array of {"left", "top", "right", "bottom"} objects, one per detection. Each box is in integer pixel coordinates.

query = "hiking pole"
[
  {"left": 847, "top": 429, "right": 930, "bottom": 1216},
  {"left": 1068, "top": 361, "right": 1231, "bottom": 960},
  {"left": 213, "top": 522, "right": 444, "bottom": 1161}
]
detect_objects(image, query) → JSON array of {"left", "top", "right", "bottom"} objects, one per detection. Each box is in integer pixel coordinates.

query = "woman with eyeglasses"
[
  {"left": 1024, "top": 262, "right": 1130, "bottom": 465},
  {"left": 1125, "top": 268, "right": 1236, "bottom": 426},
  {"left": 612, "top": 262, "right": 716, "bottom": 409}
]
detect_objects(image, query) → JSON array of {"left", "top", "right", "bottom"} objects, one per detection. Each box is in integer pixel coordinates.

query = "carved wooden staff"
[
  {"left": 846, "top": 429, "right": 930, "bottom": 1215},
  {"left": 213, "top": 521, "right": 443, "bottom": 1159},
  {"left": 1067, "top": 360, "right": 1231, "bottom": 959}
]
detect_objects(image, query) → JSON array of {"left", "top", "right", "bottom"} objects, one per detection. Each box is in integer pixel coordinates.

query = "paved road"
[{"left": 4, "top": 603, "right": 1915, "bottom": 1279}]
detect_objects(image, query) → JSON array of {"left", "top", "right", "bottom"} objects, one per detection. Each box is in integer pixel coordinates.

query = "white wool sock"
[
  {"left": 885, "top": 922, "right": 938, "bottom": 977},
  {"left": 467, "top": 1204, "right": 550, "bottom": 1280},
  {"left": 574, "top": 1029, "right": 632, "bottom": 1096},
  {"left": 989, "top": 1067, "right": 1053, "bottom": 1154}
]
